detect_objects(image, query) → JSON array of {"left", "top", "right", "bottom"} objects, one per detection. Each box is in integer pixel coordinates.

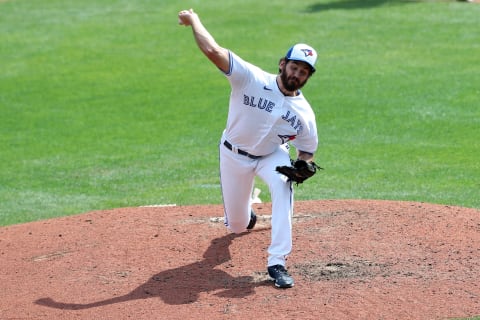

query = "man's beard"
[{"left": 280, "top": 69, "right": 307, "bottom": 92}]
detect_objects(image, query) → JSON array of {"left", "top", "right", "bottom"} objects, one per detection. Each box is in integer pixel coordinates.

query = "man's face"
[{"left": 279, "top": 60, "right": 312, "bottom": 92}]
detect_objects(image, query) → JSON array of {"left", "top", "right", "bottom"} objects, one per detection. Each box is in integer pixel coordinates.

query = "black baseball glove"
[{"left": 276, "top": 159, "right": 322, "bottom": 185}]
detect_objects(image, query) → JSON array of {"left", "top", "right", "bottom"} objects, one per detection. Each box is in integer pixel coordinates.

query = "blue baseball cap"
[{"left": 285, "top": 43, "right": 317, "bottom": 72}]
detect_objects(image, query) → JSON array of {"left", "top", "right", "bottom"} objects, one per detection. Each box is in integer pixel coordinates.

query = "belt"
[{"left": 223, "top": 140, "right": 262, "bottom": 160}]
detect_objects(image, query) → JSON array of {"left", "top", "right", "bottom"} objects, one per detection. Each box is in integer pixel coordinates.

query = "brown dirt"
[{"left": 1, "top": 200, "right": 479, "bottom": 320}]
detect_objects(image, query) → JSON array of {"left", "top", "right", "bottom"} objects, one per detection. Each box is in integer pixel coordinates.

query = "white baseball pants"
[{"left": 219, "top": 138, "right": 294, "bottom": 267}]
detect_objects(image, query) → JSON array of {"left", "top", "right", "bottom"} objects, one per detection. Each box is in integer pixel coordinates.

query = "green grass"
[{"left": 1, "top": 0, "right": 479, "bottom": 226}]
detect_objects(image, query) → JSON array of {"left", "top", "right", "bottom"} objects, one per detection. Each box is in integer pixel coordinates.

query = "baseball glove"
[{"left": 276, "top": 159, "right": 322, "bottom": 185}]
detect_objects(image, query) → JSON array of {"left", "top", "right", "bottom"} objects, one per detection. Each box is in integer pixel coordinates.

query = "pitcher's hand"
[{"left": 178, "top": 9, "right": 196, "bottom": 26}]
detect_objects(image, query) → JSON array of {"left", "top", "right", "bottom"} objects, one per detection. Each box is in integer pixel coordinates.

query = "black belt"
[{"left": 223, "top": 140, "right": 262, "bottom": 159}]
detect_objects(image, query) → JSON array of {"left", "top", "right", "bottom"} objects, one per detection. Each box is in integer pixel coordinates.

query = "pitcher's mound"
[{"left": 1, "top": 200, "right": 479, "bottom": 319}]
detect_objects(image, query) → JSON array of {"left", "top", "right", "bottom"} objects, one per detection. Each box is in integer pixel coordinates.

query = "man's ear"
[{"left": 278, "top": 58, "right": 287, "bottom": 73}]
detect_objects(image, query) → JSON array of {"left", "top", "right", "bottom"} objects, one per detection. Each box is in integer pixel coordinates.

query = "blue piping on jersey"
[{"left": 222, "top": 51, "right": 234, "bottom": 76}]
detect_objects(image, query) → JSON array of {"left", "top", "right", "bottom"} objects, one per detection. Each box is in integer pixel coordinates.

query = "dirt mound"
[{"left": 1, "top": 200, "right": 479, "bottom": 319}]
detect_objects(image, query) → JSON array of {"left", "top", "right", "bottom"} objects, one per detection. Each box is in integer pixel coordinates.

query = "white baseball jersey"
[{"left": 223, "top": 51, "right": 318, "bottom": 156}]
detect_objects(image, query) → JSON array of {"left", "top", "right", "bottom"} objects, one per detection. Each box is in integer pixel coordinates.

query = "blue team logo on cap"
[{"left": 301, "top": 48, "right": 314, "bottom": 57}]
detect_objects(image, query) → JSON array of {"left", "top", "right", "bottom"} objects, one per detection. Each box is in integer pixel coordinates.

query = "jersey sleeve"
[{"left": 223, "top": 51, "right": 262, "bottom": 90}]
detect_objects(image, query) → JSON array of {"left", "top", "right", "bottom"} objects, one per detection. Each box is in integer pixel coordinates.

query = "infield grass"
[{"left": 1, "top": 0, "right": 479, "bottom": 226}]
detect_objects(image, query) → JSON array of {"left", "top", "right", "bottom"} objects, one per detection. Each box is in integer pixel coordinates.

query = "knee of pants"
[
  {"left": 269, "top": 177, "right": 292, "bottom": 198},
  {"left": 227, "top": 224, "right": 246, "bottom": 234},
  {"left": 225, "top": 216, "right": 250, "bottom": 234}
]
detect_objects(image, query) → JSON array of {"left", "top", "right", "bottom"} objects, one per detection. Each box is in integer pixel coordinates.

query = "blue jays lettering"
[{"left": 243, "top": 94, "right": 275, "bottom": 113}]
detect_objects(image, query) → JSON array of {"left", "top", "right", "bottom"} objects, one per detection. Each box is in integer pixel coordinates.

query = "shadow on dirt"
[{"left": 35, "top": 233, "right": 270, "bottom": 309}]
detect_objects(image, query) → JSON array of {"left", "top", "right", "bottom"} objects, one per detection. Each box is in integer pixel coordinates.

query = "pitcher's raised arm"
[{"left": 178, "top": 9, "right": 230, "bottom": 73}]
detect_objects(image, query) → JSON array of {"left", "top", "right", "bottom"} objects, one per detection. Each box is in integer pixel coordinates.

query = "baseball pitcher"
[{"left": 178, "top": 8, "right": 320, "bottom": 288}]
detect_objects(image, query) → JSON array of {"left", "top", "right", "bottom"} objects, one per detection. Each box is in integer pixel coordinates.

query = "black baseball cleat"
[
  {"left": 268, "top": 264, "right": 295, "bottom": 288},
  {"left": 246, "top": 210, "right": 257, "bottom": 230}
]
